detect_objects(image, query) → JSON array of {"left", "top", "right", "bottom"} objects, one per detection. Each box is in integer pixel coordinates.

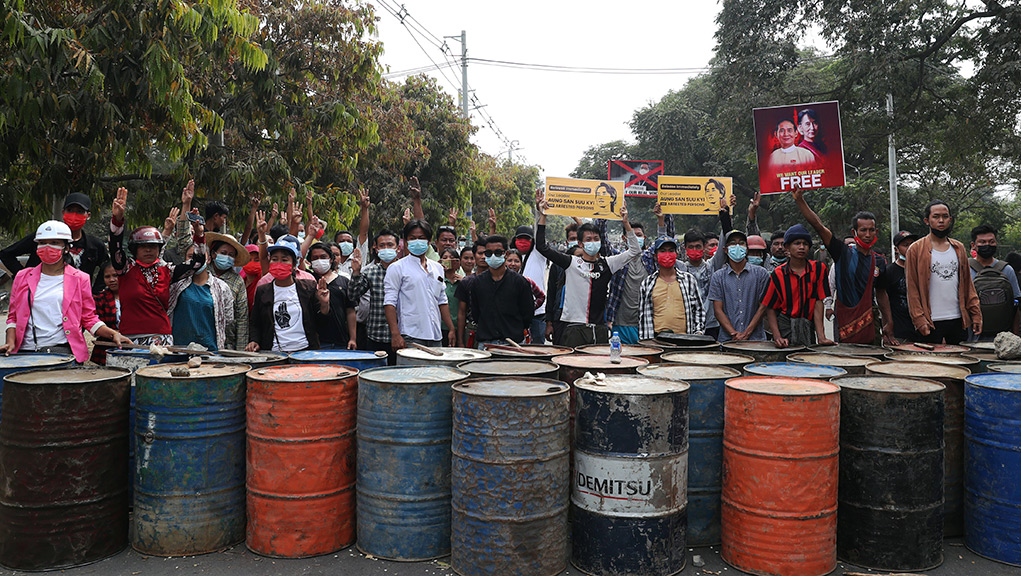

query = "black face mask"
[
  {"left": 976, "top": 245, "right": 997, "bottom": 259},
  {"left": 930, "top": 225, "right": 953, "bottom": 239}
]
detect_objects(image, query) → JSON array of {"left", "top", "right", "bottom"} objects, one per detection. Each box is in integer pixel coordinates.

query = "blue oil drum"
[
  {"left": 743, "top": 362, "right": 847, "bottom": 379},
  {"left": 572, "top": 374, "right": 689, "bottom": 576},
  {"left": 451, "top": 378, "right": 570, "bottom": 576},
  {"left": 288, "top": 350, "right": 386, "bottom": 371},
  {"left": 0, "top": 353, "right": 75, "bottom": 422},
  {"left": 131, "top": 363, "right": 251, "bottom": 556},
  {"left": 637, "top": 364, "right": 741, "bottom": 546},
  {"left": 964, "top": 372, "right": 1021, "bottom": 566},
  {"left": 356, "top": 365, "right": 470, "bottom": 560}
]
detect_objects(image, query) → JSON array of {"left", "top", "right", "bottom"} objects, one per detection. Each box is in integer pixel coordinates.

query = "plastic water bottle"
[{"left": 609, "top": 331, "right": 622, "bottom": 364}]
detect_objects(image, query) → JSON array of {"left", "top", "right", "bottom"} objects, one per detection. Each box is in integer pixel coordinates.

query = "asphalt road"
[{"left": 1, "top": 538, "right": 1015, "bottom": 576}]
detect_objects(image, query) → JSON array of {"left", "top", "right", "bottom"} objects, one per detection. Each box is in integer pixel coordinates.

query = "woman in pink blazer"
[{"left": 2, "top": 221, "right": 131, "bottom": 362}]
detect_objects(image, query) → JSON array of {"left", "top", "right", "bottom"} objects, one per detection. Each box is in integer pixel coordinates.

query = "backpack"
[{"left": 969, "top": 258, "right": 1016, "bottom": 334}]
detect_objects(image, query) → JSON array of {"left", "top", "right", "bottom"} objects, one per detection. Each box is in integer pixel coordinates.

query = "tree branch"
[{"left": 902, "top": 7, "right": 1003, "bottom": 62}]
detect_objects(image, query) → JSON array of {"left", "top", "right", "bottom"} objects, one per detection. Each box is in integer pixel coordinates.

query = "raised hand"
[
  {"left": 403, "top": 207, "right": 412, "bottom": 226},
  {"left": 448, "top": 207, "right": 458, "bottom": 226},
  {"left": 487, "top": 208, "right": 497, "bottom": 228},
  {"left": 791, "top": 186, "right": 804, "bottom": 203},
  {"left": 164, "top": 207, "right": 181, "bottom": 231},
  {"left": 359, "top": 188, "right": 371, "bottom": 209},
  {"left": 182, "top": 179, "right": 195, "bottom": 205},
  {"left": 271, "top": 202, "right": 280, "bottom": 220},
  {"left": 534, "top": 187, "right": 545, "bottom": 210},
  {"left": 350, "top": 248, "right": 362, "bottom": 275},
  {"left": 306, "top": 189, "right": 313, "bottom": 204},
  {"left": 316, "top": 276, "right": 330, "bottom": 307},
  {"left": 288, "top": 187, "right": 297, "bottom": 206},
  {"left": 408, "top": 176, "right": 422, "bottom": 200},
  {"left": 537, "top": 199, "right": 549, "bottom": 215},
  {"left": 112, "top": 187, "right": 128, "bottom": 222},
  {"left": 256, "top": 210, "right": 268, "bottom": 238}
]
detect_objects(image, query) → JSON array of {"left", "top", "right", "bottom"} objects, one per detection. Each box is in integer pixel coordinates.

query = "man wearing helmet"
[
  {"left": 108, "top": 187, "right": 175, "bottom": 347},
  {"left": 2, "top": 221, "right": 131, "bottom": 360}
]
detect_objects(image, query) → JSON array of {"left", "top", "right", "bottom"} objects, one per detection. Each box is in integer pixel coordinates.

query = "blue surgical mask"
[
  {"left": 567, "top": 240, "right": 578, "bottom": 249},
  {"left": 339, "top": 242, "right": 354, "bottom": 256},
  {"left": 378, "top": 248, "right": 398, "bottom": 263},
  {"left": 898, "top": 253, "right": 906, "bottom": 261},
  {"left": 214, "top": 254, "right": 235, "bottom": 271},
  {"left": 772, "top": 255, "right": 788, "bottom": 265},
  {"left": 583, "top": 241, "right": 601, "bottom": 256},
  {"left": 195, "top": 262, "right": 208, "bottom": 275},
  {"left": 233, "top": 266, "right": 242, "bottom": 274},
  {"left": 486, "top": 255, "right": 506, "bottom": 269},
  {"left": 748, "top": 255, "right": 764, "bottom": 266},
  {"left": 727, "top": 245, "right": 748, "bottom": 262},
  {"left": 297, "top": 232, "right": 306, "bottom": 241},
  {"left": 408, "top": 239, "right": 429, "bottom": 256}
]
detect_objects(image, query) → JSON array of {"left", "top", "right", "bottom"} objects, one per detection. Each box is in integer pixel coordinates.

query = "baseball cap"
[
  {"left": 893, "top": 230, "right": 919, "bottom": 246},
  {"left": 725, "top": 229, "right": 747, "bottom": 243},
  {"left": 267, "top": 235, "right": 301, "bottom": 261},
  {"left": 653, "top": 236, "right": 678, "bottom": 250},
  {"left": 63, "top": 193, "right": 91, "bottom": 211}
]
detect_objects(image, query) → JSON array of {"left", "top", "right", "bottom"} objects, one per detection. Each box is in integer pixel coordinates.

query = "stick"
[
  {"left": 505, "top": 338, "right": 523, "bottom": 348},
  {"left": 484, "top": 344, "right": 548, "bottom": 356},
  {"left": 915, "top": 342, "right": 936, "bottom": 351},
  {"left": 408, "top": 341, "right": 444, "bottom": 356}
]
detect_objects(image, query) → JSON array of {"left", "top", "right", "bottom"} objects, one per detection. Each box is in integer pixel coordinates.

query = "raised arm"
[
  {"left": 792, "top": 188, "right": 833, "bottom": 247},
  {"left": 747, "top": 191, "right": 761, "bottom": 237},
  {"left": 357, "top": 188, "right": 371, "bottom": 247},
  {"left": 409, "top": 176, "right": 425, "bottom": 220},
  {"left": 534, "top": 197, "right": 572, "bottom": 270}
]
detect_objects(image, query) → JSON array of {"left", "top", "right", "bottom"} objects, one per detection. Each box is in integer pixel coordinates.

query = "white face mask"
[{"left": 310, "top": 258, "right": 332, "bottom": 275}]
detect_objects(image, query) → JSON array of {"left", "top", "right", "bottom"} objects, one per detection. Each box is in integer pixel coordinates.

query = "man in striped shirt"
[{"left": 758, "top": 224, "right": 835, "bottom": 348}]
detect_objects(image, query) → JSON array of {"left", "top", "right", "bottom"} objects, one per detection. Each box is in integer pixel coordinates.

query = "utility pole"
[
  {"left": 887, "top": 92, "right": 899, "bottom": 247},
  {"left": 460, "top": 30, "right": 468, "bottom": 120},
  {"left": 507, "top": 140, "right": 519, "bottom": 163}
]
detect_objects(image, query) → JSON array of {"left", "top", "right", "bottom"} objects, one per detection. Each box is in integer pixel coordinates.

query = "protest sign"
[
  {"left": 544, "top": 177, "right": 624, "bottom": 220},
  {"left": 658, "top": 176, "right": 735, "bottom": 215},
  {"left": 608, "top": 160, "right": 664, "bottom": 198},
  {"left": 753, "top": 101, "right": 846, "bottom": 194}
]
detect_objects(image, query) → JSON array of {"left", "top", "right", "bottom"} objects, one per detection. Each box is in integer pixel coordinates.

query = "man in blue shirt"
[{"left": 708, "top": 230, "right": 771, "bottom": 342}]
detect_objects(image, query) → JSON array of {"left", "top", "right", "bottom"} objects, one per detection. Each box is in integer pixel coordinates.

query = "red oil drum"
[
  {"left": 245, "top": 365, "right": 359, "bottom": 557},
  {"left": 722, "top": 376, "right": 840, "bottom": 576}
]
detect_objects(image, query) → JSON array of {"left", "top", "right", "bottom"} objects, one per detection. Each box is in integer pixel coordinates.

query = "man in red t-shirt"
[{"left": 758, "top": 224, "right": 834, "bottom": 348}]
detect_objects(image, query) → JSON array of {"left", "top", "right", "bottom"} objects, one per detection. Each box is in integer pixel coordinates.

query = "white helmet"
[{"left": 35, "top": 220, "right": 73, "bottom": 242}]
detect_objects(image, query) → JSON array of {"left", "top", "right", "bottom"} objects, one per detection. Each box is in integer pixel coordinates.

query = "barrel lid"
[
  {"left": 660, "top": 351, "right": 754, "bottom": 365},
  {"left": 4, "top": 366, "right": 130, "bottom": 384},
  {"left": 554, "top": 354, "right": 649, "bottom": 369},
  {"left": 884, "top": 352, "right": 977, "bottom": 366},
  {"left": 867, "top": 361, "right": 970, "bottom": 380},
  {"left": 637, "top": 364, "right": 740, "bottom": 381},
  {"left": 788, "top": 353, "right": 876, "bottom": 367},
  {"left": 457, "top": 360, "right": 558, "bottom": 375},
  {"left": 726, "top": 376, "right": 839, "bottom": 396},
  {"left": 809, "top": 343, "right": 890, "bottom": 356},
  {"left": 108, "top": 348, "right": 187, "bottom": 358},
  {"left": 966, "top": 372, "right": 1021, "bottom": 391},
  {"left": 246, "top": 364, "right": 358, "bottom": 382},
  {"left": 574, "top": 374, "right": 689, "bottom": 395},
  {"left": 987, "top": 363, "right": 1021, "bottom": 375},
  {"left": 395, "top": 347, "right": 491, "bottom": 362},
  {"left": 722, "top": 341, "right": 806, "bottom": 353},
  {"left": 289, "top": 350, "right": 387, "bottom": 361},
  {"left": 136, "top": 363, "right": 251, "bottom": 378},
  {"left": 577, "top": 344, "right": 663, "bottom": 356},
  {"left": 834, "top": 375, "right": 945, "bottom": 394},
  {"left": 964, "top": 352, "right": 997, "bottom": 362},
  {"left": 891, "top": 343, "right": 969, "bottom": 354},
  {"left": 482, "top": 344, "right": 573, "bottom": 357},
  {"left": 204, "top": 353, "right": 285, "bottom": 364},
  {"left": 962, "top": 341, "right": 997, "bottom": 351},
  {"left": 0, "top": 353, "right": 75, "bottom": 368},
  {"left": 743, "top": 362, "right": 847, "bottom": 378},
  {"left": 453, "top": 378, "right": 568, "bottom": 397},
  {"left": 639, "top": 339, "right": 718, "bottom": 350},
  {"left": 359, "top": 365, "right": 470, "bottom": 384}
]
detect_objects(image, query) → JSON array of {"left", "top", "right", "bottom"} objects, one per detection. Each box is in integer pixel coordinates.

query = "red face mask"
[
  {"left": 657, "top": 252, "right": 678, "bottom": 268},
  {"left": 686, "top": 248, "right": 704, "bottom": 262},
  {"left": 269, "top": 262, "right": 293, "bottom": 280},
  {"left": 854, "top": 235, "right": 877, "bottom": 250},
  {"left": 705, "top": 246, "right": 717, "bottom": 258},
  {"left": 514, "top": 239, "right": 532, "bottom": 253},
  {"left": 36, "top": 245, "right": 64, "bottom": 265},
  {"left": 242, "top": 260, "right": 262, "bottom": 277},
  {"left": 62, "top": 212, "right": 87, "bottom": 232}
]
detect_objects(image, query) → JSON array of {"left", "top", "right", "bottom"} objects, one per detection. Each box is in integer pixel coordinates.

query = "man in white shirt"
[{"left": 384, "top": 219, "right": 456, "bottom": 349}]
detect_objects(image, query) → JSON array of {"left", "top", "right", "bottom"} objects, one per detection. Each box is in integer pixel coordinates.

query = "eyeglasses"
[{"left": 484, "top": 249, "right": 505, "bottom": 257}]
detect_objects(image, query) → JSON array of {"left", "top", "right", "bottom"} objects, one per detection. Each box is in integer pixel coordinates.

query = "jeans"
[
  {"left": 915, "top": 319, "right": 966, "bottom": 345},
  {"left": 530, "top": 314, "right": 546, "bottom": 344}
]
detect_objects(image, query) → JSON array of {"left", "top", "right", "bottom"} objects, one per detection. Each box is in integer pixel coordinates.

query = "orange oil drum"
[
  {"left": 722, "top": 376, "right": 840, "bottom": 576},
  {"left": 245, "top": 364, "right": 358, "bottom": 558}
]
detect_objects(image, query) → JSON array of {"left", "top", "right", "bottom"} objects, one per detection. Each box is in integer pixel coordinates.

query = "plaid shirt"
[
  {"left": 347, "top": 262, "right": 390, "bottom": 343},
  {"left": 638, "top": 270, "right": 705, "bottom": 339},
  {"left": 212, "top": 268, "right": 249, "bottom": 350}
]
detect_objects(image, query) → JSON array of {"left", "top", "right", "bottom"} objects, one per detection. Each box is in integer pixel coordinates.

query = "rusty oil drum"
[
  {"left": 722, "top": 377, "right": 839, "bottom": 576},
  {"left": 288, "top": 349, "right": 386, "bottom": 371},
  {"left": 640, "top": 338, "right": 720, "bottom": 353},
  {"left": 457, "top": 359, "right": 559, "bottom": 380},
  {"left": 0, "top": 353, "right": 75, "bottom": 419},
  {"left": 132, "top": 363, "right": 250, "bottom": 556},
  {"left": 659, "top": 351, "right": 754, "bottom": 373},
  {"left": 245, "top": 364, "right": 358, "bottom": 557},
  {"left": 637, "top": 364, "right": 741, "bottom": 546},
  {"left": 572, "top": 374, "right": 689, "bottom": 576},
  {"left": 788, "top": 352, "right": 876, "bottom": 376},
  {"left": 554, "top": 354, "right": 649, "bottom": 384},
  {"left": 743, "top": 362, "right": 847, "bottom": 380},
  {"left": 988, "top": 362, "right": 1021, "bottom": 374},
  {"left": 964, "top": 353, "right": 999, "bottom": 372},
  {"left": 396, "top": 347, "right": 490, "bottom": 366},
  {"left": 809, "top": 342, "right": 890, "bottom": 359},
  {"left": 0, "top": 367, "right": 130, "bottom": 571},
  {"left": 963, "top": 372, "right": 1021, "bottom": 566},
  {"left": 482, "top": 344, "right": 574, "bottom": 361},
  {"left": 577, "top": 343, "right": 664, "bottom": 364},
  {"left": 203, "top": 353, "right": 287, "bottom": 369},
  {"left": 884, "top": 351, "right": 980, "bottom": 373},
  {"left": 891, "top": 343, "right": 970, "bottom": 355},
  {"left": 451, "top": 378, "right": 570, "bottom": 576},
  {"left": 867, "top": 361, "right": 970, "bottom": 537},
  {"left": 357, "top": 365, "right": 470, "bottom": 561},
  {"left": 721, "top": 341, "right": 806, "bottom": 363},
  {"left": 833, "top": 375, "right": 945, "bottom": 570}
]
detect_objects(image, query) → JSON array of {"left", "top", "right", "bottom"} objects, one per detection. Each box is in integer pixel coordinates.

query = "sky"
[{"left": 371, "top": 0, "right": 723, "bottom": 179}]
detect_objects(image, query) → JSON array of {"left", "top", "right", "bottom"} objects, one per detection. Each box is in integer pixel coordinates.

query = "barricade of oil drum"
[
  {"left": 288, "top": 349, "right": 387, "bottom": 371},
  {"left": 571, "top": 374, "right": 689, "bottom": 576},
  {"left": 0, "top": 353, "right": 75, "bottom": 411},
  {"left": 554, "top": 354, "right": 649, "bottom": 384},
  {"left": 743, "top": 362, "right": 847, "bottom": 380},
  {"left": 659, "top": 351, "right": 754, "bottom": 373},
  {"left": 640, "top": 338, "right": 720, "bottom": 353},
  {"left": 721, "top": 341, "right": 806, "bottom": 363},
  {"left": 482, "top": 344, "right": 574, "bottom": 361},
  {"left": 884, "top": 351, "right": 979, "bottom": 373},
  {"left": 722, "top": 376, "right": 839, "bottom": 576},
  {"left": 0, "top": 367, "right": 130, "bottom": 570},
  {"left": 789, "top": 352, "right": 876, "bottom": 375},
  {"left": 246, "top": 365, "right": 358, "bottom": 558},
  {"left": 457, "top": 359, "right": 559, "bottom": 380},
  {"left": 809, "top": 342, "right": 890, "bottom": 359},
  {"left": 988, "top": 362, "right": 1021, "bottom": 374},
  {"left": 577, "top": 343, "right": 664, "bottom": 364},
  {"left": 451, "top": 378, "right": 570, "bottom": 576},
  {"left": 204, "top": 353, "right": 287, "bottom": 369},
  {"left": 357, "top": 366, "right": 470, "bottom": 560},
  {"left": 832, "top": 375, "right": 945, "bottom": 570},
  {"left": 891, "top": 343, "right": 969, "bottom": 355},
  {"left": 964, "top": 372, "right": 1021, "bottom": 566},
  {"left": 961, "top": 341, "right": 996, "bottom": 353},
  {"left": 867, "top": 361, "right": 969, "bottom": 537},
  {"left": 637, "top": 364, "right": 741, "bottom": 546},
  {"left": 396, "top": 347, "right": 491, "bottom": 366},
  {"left": 132, "top": 363, "right": 250, "bottom": 556},
  {"left": 963, "top": 353, "right": 997, "bottom": 372}
]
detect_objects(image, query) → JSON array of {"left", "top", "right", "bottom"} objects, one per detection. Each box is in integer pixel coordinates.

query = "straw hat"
[{"left": 204, "top": 232, "right": 251, "bottom": 266}]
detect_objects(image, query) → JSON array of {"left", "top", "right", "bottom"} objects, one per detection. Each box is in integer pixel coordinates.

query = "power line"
[
  {"left": 374, "top": 0, "right": 462, "bottom": 92},
  {"left": 468, "top": 57, "right": 712, "bottom": 75},
  {"left": 383, "top": 61, "right": 454, "bottom": 79}
]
